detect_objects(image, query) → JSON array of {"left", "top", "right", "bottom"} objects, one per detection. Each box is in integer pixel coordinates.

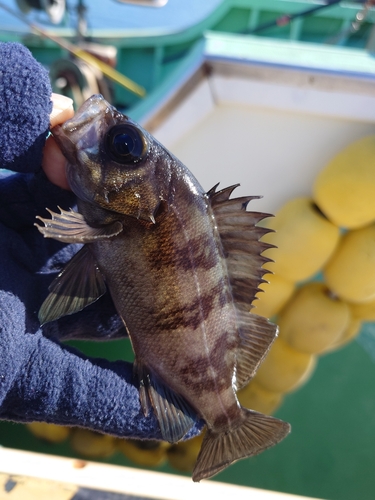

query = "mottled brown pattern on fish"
[
  {"left": 38, "top": 95, "right": 289, "bottom": 482},
  {"left": 89, "top": 185, "right": 240, "bottom": 428},
  {"left": 154, "top": 276, "right": 229, "bottom": 331},
  {"left": 177, "top": 331, "right": 238, "bottom": 394},
  {"left": 147, "top": 233, "right": 219, "bottom": 273},
  {"left": 213, "top": 404, "right": 241, "bottom": 431},
  {"left": 63, "top": 155, "right": 241, "bottom": 444}
]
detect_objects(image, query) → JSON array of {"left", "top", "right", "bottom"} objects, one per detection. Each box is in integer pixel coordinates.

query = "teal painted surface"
[
  {"left": 129, "top": 38, "right": 204, "bottom": 122},
  {"left": 205, "top": 31, "right": 375, "bottom": 78},
  {"left": 212, "top": 340, "right": 375, "bottom": 499},
  {"left": 1, "top": 0, "right": 375, "bottom": 108},
  {"left": 1, "top": 2, "right": 375, "bottom": 498},
  {"left": 1, "top": 339, "right": 375, "bottom": 499}
]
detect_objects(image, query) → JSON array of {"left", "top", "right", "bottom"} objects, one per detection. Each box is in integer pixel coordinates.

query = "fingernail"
[{"left": 51, "top": 93, "right": 74, "bottom": 111}]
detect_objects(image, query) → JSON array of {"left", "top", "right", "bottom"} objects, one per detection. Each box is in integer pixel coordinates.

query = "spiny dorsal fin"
[
  {"left": 207, "top": 184, "right": 278, "bottom": 387},
  {"left": 207, "top": 183, "right": 274, "bottom": 310}
]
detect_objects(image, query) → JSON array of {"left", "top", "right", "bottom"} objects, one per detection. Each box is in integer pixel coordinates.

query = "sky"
[{"left": 0, "top": 0, "right": 224, "bottom": 32}]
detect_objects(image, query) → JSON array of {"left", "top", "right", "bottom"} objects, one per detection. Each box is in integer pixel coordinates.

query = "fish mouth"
[{"left": 52, "top": 94, "right": 118, "bottom": 162}]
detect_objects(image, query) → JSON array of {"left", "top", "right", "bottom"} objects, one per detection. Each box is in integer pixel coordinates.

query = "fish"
[{"left": 36, "top": 94, "right": 290, "bottom": 481}]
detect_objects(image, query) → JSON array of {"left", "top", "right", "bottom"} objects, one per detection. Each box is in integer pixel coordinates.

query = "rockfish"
[{"left": 36, "top": 94, "right": 290, "bottom": 481}]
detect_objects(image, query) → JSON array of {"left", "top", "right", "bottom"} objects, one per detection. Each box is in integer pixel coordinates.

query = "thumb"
[{"left": 42, "top": 94, "right": 74, "bottom": 190}]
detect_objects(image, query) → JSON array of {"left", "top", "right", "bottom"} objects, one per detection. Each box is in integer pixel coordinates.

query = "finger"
[
  {"left": 42, "top": 136, "right": 71, "bottom": 190},
  {"left": 50, "top": 93, "right": 74, "bottom": 128},
  {"left": 42, "top": 94, "right": 74, "bottom": 189}
]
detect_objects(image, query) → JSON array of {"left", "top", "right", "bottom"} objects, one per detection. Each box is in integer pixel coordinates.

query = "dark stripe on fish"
[
  {"left": 177, "top": 335, "right": 237, "bottom": 393},
  {"left": 213, "top": 405, "right": 240, "bottom": 430},
  {"left": 154, "top": 277, "right": 229, "bottom": 331}
]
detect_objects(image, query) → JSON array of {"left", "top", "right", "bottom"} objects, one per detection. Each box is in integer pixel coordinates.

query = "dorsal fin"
[
  {"left": 235, "top": 310, "right": 278, "bottom": 389},
  {"left": 208, "top": 184, "right": 278, "bottom": 388},
  {"left": 207, "top": 183, "right": 274, "bottom": 309}
]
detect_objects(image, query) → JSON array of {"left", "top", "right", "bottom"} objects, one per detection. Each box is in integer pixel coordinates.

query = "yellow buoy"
[
  {"left": 167, "top": 434, "right": 204, "bottom": 473},
  {"left": 277, "top": 282, "right": 350, "bottom": 354},
  {"left": 252, "top": 272, "right": 295, "bottom": 319},
  {"left": 262, "top": 197, "right": 340, "bottom": 282},
  {"left": 117, "top": 439, "right": 169, "bottom": 467},
  {"left": 70, "top": 429, "right": 116, "bottom": 458},
  {"left": 324, "top": 224, "right": 375, "bottom": 303},
  {"left": 313, "top": 135, "right": 375, "bottom": 229},
  {"left": 27, "top": 422, "right": 70, "bottom": 443},
  {"left": 326, "top": 317, "right": 362, "bottom": 351},
  {"left": 348, "top": 296, "right": 375, "bottom": 321},
  {"left": 255, "top": 337, "right": 316, "bottom": 393},
  {"left": 238, "top": 380, "right": 283, "bottom": 415}
]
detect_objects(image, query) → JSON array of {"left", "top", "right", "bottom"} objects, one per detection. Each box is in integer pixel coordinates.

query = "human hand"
[
  {"left": 0, "top": 148, "right": 177, "bottom": 441},
  {"left": 42, "top": 93, "right": 74, "bottom": 190},
  {"left": 0, "top": 42, "right": 202, "bottom": 440},
  {"left": 0, "top": 120, "right": 167, "bottom": 439}
]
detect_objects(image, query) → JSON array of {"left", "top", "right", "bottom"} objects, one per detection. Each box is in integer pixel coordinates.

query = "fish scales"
[
  {"left": 36, "top": 94, "right": 290, "bottom": 482},
  {"left": 85, "top": 179, "right": 239, "bottom": 422}
]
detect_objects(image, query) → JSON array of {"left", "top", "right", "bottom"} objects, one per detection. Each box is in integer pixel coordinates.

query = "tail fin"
[{"left": 192, "top": 409, "right": 290, "bottom": 482}]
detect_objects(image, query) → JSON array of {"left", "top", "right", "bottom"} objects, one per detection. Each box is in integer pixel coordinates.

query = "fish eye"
[{"left": 105, "top": 124, "right": 147, "bottom": 165}]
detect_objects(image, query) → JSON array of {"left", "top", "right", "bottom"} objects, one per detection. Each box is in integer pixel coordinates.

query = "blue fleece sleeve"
[
  {"left": 0, "top": 291, "right": 162, "bottom": 439},
  {"left": 0, "top": 42, "right": 202, "bottom": 439},
  {"left": 0, "top": 168, "right": 165, "bottom": 438},
  {"left": 0, "top": 43, "right": 51, "bottom": 173}
]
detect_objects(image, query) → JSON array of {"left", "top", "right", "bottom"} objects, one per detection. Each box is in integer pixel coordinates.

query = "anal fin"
[
  {"left": 39, "top": 246, "right": 106, "bottom": 325},
  {"left": 135, "top": 360, "right": 196, "bottom": 443}
]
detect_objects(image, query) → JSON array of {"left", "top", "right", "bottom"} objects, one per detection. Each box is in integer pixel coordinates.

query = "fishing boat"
[
  {"left": 1, "top": 0, "right": 375, "bottom": 111},
  {"left": 1, "top": 2, "right": 375, "bottom": 499}
]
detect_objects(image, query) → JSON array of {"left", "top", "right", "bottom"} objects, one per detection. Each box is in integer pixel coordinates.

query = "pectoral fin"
[
  {"left": 39, "top": 246, "right": 106, "bottom": 325},
  {"left": 135, "top": 360, "right": 196, "bottom": 443},
  {"left": 36, "top": 207, "right": 123, "bottom": 243}
]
